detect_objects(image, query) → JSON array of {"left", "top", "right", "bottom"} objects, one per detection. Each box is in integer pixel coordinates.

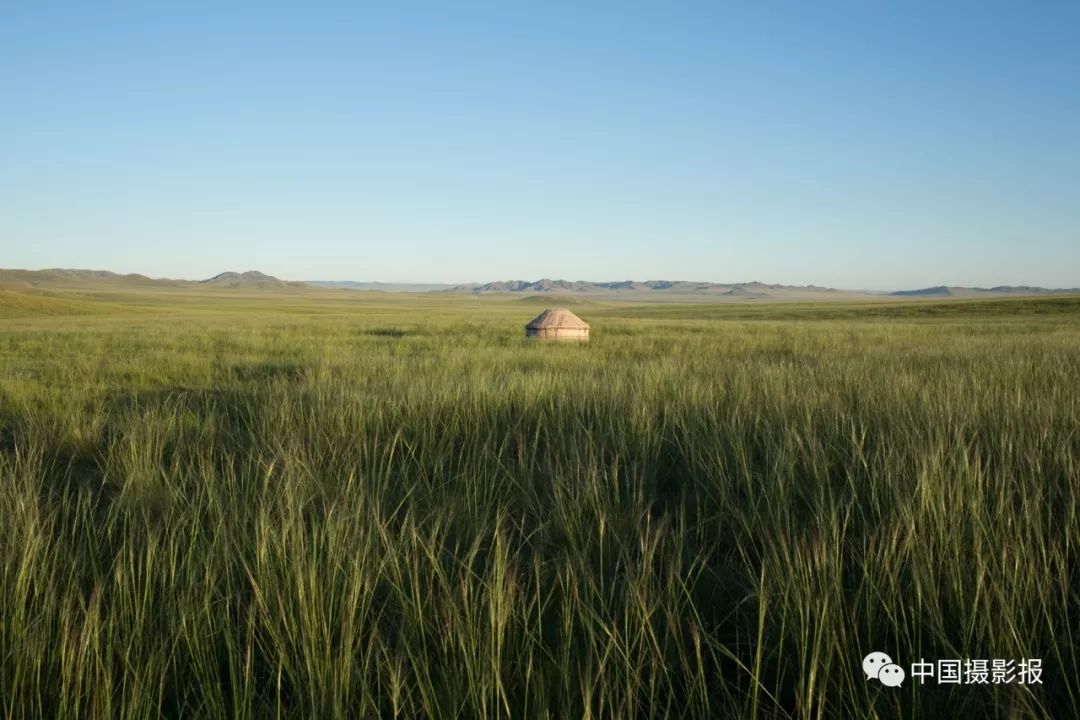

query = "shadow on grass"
[
  {"left": 230, "top": 361, "right": 310, "bottom": 383},
  {"left": 362, "top": 327, "right": 410, "bottom": 338}
]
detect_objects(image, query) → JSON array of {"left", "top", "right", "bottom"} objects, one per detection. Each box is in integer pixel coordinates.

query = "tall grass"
[{"left": 1, "top": 299, "right": 1078, "bottom": 718}]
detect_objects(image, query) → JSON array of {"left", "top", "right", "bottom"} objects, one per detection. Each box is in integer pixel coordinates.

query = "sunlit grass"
[{"left": 1, "top": 292, "right": 1078, "bottom": 718}]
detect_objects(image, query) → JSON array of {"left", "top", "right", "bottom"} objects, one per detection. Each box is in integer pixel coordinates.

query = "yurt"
[{"left": 525, "top": 308, "right": 590, "bottom": 341}]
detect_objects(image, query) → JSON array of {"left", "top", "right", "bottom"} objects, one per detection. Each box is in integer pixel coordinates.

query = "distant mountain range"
[
  {"left": 448, "top": 279, "right": 1080, "bottom": 299},
  {"left": 441, "top": 279, "right": 845, "bottom": 297},
  {"left": 2, "top": 269, "right": 1077, "bottom": 300},
  {"left": 0, "top": 268, "right": 306, "bottom": 290},
  {"left": 308, "top": 280, "right": 462, "bottom": 292},
  {"left": 0, "top": 268, "right": 188, "bottom": 289},
  {"left": 315, "top": 278, "right": 1080, "bottom": 299},
  {"left": 888, "top": 285, "right": 1080, "bottom": 298}
]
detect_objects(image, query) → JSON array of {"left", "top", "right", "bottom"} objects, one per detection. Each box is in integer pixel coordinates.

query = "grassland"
[{"left": 1, "top": 288, "right": 1078, "bottom": 718}]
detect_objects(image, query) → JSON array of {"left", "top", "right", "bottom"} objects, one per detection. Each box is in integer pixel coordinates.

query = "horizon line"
[{"left": 3, "top": 267, "right": 1080, "bottom": 295}]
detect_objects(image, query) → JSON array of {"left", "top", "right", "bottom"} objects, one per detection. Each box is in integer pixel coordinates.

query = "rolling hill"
[
  {"left": 200, "top": 271, "right": 306, "bottom": 289},
  {"left": 0, "top": 268, "right": 303, "bottom": 291}
]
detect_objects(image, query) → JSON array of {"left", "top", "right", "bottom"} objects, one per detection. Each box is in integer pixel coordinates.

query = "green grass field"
[{"left": 1, "top": 288, "right": 1078, "bottom": 718}]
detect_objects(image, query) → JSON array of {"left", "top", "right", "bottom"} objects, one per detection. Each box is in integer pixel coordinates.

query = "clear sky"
[{"left": 2, "top": 1, "right": 1078, "bottom": 289}]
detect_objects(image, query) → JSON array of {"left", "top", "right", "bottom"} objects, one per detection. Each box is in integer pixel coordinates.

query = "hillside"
[
  {"left": 200, "top": 271, "right": 305, "bottom": 289},
  {"left": 0, "top": 268, "right": 304, "bottom": 291},
  {"left": 0, "top": 268, "right": 187, "bottom": 290},
  {"left": 0, "top": 289, "right": 108, "bottom": 318}
]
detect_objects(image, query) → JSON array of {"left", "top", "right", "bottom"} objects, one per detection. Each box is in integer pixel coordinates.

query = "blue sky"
[{"left": 2, "top": 1, "right": 1078, "bottom": 289}]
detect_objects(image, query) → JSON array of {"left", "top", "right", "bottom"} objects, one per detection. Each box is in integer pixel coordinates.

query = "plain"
[{"left": 1, "top": 287, "right": 1078, "bottom": 718}]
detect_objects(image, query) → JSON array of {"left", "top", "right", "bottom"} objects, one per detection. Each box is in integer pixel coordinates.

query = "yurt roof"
[{"left": 526, "top": 308, "right": 590, "bottom": 329}]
